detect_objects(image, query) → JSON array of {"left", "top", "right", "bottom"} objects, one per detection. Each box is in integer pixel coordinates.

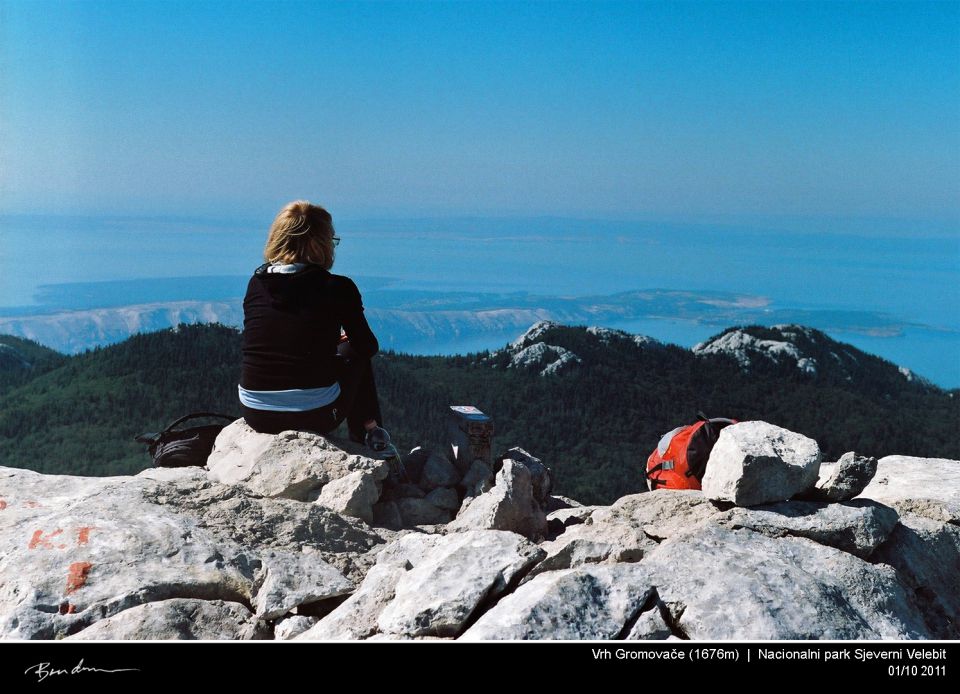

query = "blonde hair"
[{"left": 263, "top": 200, "right": 336, "bottom": 269}]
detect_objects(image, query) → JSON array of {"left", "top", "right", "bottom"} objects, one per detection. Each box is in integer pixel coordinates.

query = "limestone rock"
[
  {"left": 626, "top": 604, "right": 674, "bottom": 640},
  {"left": 372, "top": 501, "right": 403, "bottom": 530},
  {"left": 546, "top": 505, "right": 599, "bottom": 536},
  {"left": 136, "top": 470, "right": 389, "bottom": 585},
  {"left": 64, "top": 599, "right": 266, "bottom": 640},
  {"left": 530, "top": 490, "right": 718, "bottom": 578},
  {"left": 460, "top": 460, "right": 494, "bottom": 497},
  {"left": 297, "top": 563, "right": 407, "bottom": 640},
  {"left": 701, "top": 421, "right": 821, "bottom": 506},
  {"left": 274, "top": 615, "right": 318, "bottom": 640},
  {"left": 543, "top": 495, "right": 584, "bottom": 513},
  {"left": 447, "top": 460, "right": 547, "bottom": 540},
  {"left": 642, "top": 523, "right": 930, "bottom": 639},
  {"left": 380, "top": 482, "right": 425, "bottom": 501},
  {"left": 376, "top": 530, "right": 544, "bottom": 638},
  {"left": 425, "top": 487, "right": 460, "bottom": 512},
  {"left": 419, "top": 451, "right": 461, "bottom": 490},
  {"left": 857, "top": 455, "right": 960, "bottom": 523},
  {"left": 589, "top": 490, "right": 721, "bottom": 541},
  {"left": 497, "top": 447, "right": 551, "bottom": 504},
  {"left": 802, "top": 452, "right": 878, "bottom": 502},
  {"left": 315, "top": 470, "right": 381, "bottom": 524},
  {"left": 715, "top": 499, "right": 899, "bottom": 558},
  {"left": 0, "top": 465, "right": 372, "bottom": 639},
  {"left": 252, "top": 549, "right": 355, "bottom": 620},
  {"left": 871, "top": 513, "right": 960, "bottom": 639},
  {"left": 461, "top": 563, "right": 654, "bottom": 640},
  {"left": 530, "top": 526, "right": 656, "bottom": 579},
  {"left": 396, "top": 498, "right": 452, "bottom": 526},
  {"left": 206, "top": 419, "right": 388, "bottom": 501}
]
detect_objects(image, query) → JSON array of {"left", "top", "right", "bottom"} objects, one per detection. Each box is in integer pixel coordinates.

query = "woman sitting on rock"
[{"left": 238, "top": 199, "right": 392, "bottom": 454}]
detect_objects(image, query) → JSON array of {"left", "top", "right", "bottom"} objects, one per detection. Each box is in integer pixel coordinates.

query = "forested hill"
[{"left": 0, "top": 322, "right": 956, "bottom": 504}]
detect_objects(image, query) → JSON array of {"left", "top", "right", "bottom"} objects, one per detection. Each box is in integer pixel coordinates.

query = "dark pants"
[{"left": 241, "top": 351, "right": 383, "bottom": 438}]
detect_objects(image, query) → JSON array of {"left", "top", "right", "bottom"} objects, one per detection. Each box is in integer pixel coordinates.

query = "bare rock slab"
[
  {"left": 871, "top": 513, "right": 960, "bottom": 639},
  {"left": 642, "top": 523, "right": 930, "bottom": 639},
  {"left": 376, "top": 530, "right": 545, "bottom": 637},
  {"left": 461, "top": 563, "right": 654, "bottom": 640},
  {"left": 64, "top": 599, "right": 265, "bottom": 640},
  {"left": 715, "top": 499, "right": 899, "bottom": 558},
  {"left": 0, "top": 466, "right": 364, "bottom": 639},
  {"left": 857, "top": 455, "right": 960, "bottom": 523}
]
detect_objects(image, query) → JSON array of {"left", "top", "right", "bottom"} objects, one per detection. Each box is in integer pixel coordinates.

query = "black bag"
[{"left": 135, "top": 412, "right": 237, "bottom": 468}]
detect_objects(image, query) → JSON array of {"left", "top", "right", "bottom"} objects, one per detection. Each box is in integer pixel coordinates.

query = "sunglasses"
[{"left": 332, "top": 235, "right": 341, "bottom": 247}]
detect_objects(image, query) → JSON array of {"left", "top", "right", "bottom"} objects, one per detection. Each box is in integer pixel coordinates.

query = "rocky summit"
[{"left": 0, "top": 418, "right": 957, "bottom": 641}]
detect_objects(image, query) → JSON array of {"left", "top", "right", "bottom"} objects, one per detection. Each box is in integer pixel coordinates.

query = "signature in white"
[{"left": 24, "top": 658, "right": 140, "bottom": 682}]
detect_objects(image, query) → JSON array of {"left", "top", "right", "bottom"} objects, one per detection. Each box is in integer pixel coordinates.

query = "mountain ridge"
[{"left": 0, "top": 321, "right": 956, "bottom": 503}]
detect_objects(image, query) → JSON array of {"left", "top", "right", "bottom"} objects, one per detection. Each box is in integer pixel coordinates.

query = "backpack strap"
[{"left": 162, "top": 412, "right": 237, "bottom": 434}]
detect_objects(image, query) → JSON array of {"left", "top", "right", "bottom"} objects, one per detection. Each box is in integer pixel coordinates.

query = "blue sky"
[{"left": 1, "top": 0, "right": 958, "bottom": 231}]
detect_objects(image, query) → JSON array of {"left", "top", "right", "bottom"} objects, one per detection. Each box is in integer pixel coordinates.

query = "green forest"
[{"left": 0, "top": 323, "right": 957, "bottom": 504}]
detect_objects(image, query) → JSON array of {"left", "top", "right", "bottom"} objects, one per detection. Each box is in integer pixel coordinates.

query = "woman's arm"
[{"left": 335, "top": 277, "right": 379, "bottom": 359}]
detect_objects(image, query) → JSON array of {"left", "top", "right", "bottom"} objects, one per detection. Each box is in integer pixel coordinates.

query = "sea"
[{"left": 1, "top": 214, "right": 958, "bottom": 388}]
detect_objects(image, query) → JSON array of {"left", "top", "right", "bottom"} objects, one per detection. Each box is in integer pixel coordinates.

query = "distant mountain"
[
  {"left": 0, "top": 322, "right": 955, "bottom": 504},
  {"left": 691, "top": 324, "right": 939, "bottom": 392},
  {"left": 0, "top": 336, "right": 68, "bottom": 393}
]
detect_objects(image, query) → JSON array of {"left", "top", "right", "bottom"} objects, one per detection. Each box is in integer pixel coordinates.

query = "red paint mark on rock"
[
  {"left": 0, "top": 499, "right": 6, "bottom": 510},
  {"left": 65, "top": 562, "right": 93, "bottom": 595},
  {"left": 24, "top": 500, "right": 42, "bottom": 508},
  {"left": 75, "top": 526, "right": 96, "bottom": 546},
  {"left": 28, "top": 528, "right": 64, "bottom": 550},
  {"left": 58, "top": 601, "right": 77, "bottom": 615}
]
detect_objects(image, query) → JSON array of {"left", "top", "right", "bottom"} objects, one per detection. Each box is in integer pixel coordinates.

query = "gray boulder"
[
  {"left": 530, "top": 490, "right": 718, "bottom": 578},
  {"left": 701, "top": 421, "right": 821, "bottom": 506},
  {"left": 715, "top": 499, "right": 899, "bottom": 558},
  {"left": 297, "top": 562, "right": 408, "bottom": 640},
  {"left": 497, "top": 447, "right": 551, "bottom": 504},
  {"left": 419, "top": 451, "right": 461, "bottom": 490},
  {"left": 372, "top": 501, "right": 403, "bottom": 530},
  {"left": 376, "top": 530, "right": 544, "bottom": 638},
  {"left": 543, "top": 495, "right": 584, "bottom": 513},
  {"left": 590, "top": 490, "right": 721, "bottom": 540},
  {"left": 64, "top": 599, "right": 266, "bottom": 640},
  {"left": 802, "top": 451, "right": 878, "bottom": 502},
  {"left": 274, "top": 615, "right": 319, "bottom": 640},
  {"left": 642, "top": 523, "right": 930, "bottom": 639},
  {"left": 546, "top": 505, "right": 599, "bottom": 536},
  {"left": 461, "top": 563, "right": 654, "bottom": 640},
  {"left": 314, "top": 470, "right": 381, "bottom": 524},
  {"left": 425, "top": 487, "right": 460, "bottom": 512},
  {"left": 447, "top": 460, "right": 547, "bottom": 540},
  {"left": 396, "top": 498, "right": 452, "bottom": 526},
  {"left": 207, "top": 419, "right": 388, "bottom": 501},
  {"left": 460, "top": 460, "right": 494, "bottom": 497},
  {"left": 626, "top": 604, "right": 674, "bottom": 640},
  {"left": 252, "top": 549, "right": 355, "bottom": 620}
]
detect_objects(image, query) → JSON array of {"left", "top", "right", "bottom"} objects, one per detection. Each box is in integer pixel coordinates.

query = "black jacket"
[{"left": 240, "top": 263, "right": 379, "bottom": 391}]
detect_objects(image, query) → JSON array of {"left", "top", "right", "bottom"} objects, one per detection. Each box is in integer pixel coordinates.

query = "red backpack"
[{"left": 645, "top": 413, "right": 738, "bottom": 491}]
